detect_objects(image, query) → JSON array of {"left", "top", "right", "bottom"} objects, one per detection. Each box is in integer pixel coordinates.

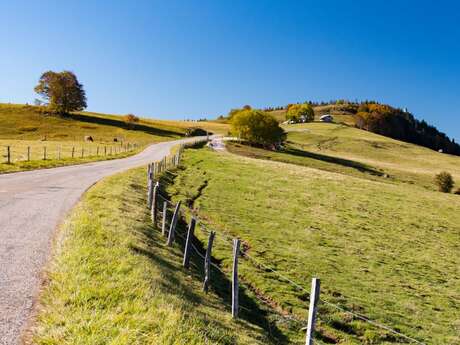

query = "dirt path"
[{"left": 0, "top": 137, "right": 200, "bottom": 345}]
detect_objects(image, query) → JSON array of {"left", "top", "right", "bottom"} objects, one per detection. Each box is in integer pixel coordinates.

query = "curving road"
[{"left": 0, "top": 137, "right": 200, "bottom": 345}]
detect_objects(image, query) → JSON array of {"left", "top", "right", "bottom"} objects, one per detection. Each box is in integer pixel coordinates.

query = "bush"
[
  {"left": 454, "top": 188, "right": 460, "bottom": 195},
  {"left": 123, "top": 114, "right": 139, "bottom": 129},
  {"left": 231, "top": 109, "right": 285, "bottom": 147},
  {"left": 286, "top": 104, "right": 314, "bottom": 123},
  {"left": 185, "top": 127, "right": 208, "bottom": 137},
  {"left": 434, "top": 172, "right": 454, "bottom": 193}
]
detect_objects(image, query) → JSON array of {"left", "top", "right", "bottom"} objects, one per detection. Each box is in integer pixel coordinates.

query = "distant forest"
[{"left": 265, "top": 100, "right": 460, "bottom": 156}]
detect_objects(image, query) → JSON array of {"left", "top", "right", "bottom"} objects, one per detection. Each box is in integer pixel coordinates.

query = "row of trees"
[
  {"left": 263, "top": 99, "right": 459, "bottom": 156},
  {"left": 354, "top": 103, "right": 460, "bottom": 155}
]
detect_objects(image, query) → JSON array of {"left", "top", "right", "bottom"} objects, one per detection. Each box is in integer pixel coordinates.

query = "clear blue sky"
[{"left": 1, "top": 0, "right": 459, "bottom": 140}]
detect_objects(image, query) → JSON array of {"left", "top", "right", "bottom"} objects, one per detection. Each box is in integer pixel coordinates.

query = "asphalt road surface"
[{"left": 0, "top": 137, "right": 201, "bottom": 345}]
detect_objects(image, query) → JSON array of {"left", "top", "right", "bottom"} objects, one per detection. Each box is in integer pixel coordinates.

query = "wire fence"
[
  {"left": 144, "top": 143, "right": 427, "bottom": 345},
  {"left": 1, "top": 142, "right": 139, "bottom": 164}
]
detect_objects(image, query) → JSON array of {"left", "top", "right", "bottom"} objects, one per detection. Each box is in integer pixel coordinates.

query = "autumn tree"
[
  {"left": 123, "top": 114, "right": 140, "bottom": 129},
  {"left": 34, "top": 71, "right": 87, "bottom": 114},
  {"left": 230, "top": 109, "right": 285, "bottom": 146},
  {"left": 286, "top": 104, "right": 314, "bottom": 122},
  {"left": 228, "top": 105, "right": 251, "bottom": 119}
]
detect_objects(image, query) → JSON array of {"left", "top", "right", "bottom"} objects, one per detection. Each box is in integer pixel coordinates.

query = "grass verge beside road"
[
  {"left": 28, "top": 166, "right": 274, "bottom": 345},
  {"left": 162, "top": 146, "right": 460, "bottom": 344}
]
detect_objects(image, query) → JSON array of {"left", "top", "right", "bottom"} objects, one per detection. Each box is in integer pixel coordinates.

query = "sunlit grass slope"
[
  {"left": 0, "top": 103, "right": 226, "bottom": 173},
  {"left": 280, "top": 122, "right": 460, "bottom": 189},
  {"left": 164, "top": 147, "right": 460, "bottom": 345},
  {"left": 0, "top": 103, "right": 184, "bottom": 143},
  {"left": 29, "top": 167, "right": 274, "bottom": 345}
]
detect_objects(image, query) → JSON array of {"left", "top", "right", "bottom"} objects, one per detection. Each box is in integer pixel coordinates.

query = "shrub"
[
  {"left": 454, "top": 188, "right": 460, "bottom": 195},
  {"left": 185, "top": 127, "right": 208, "bottom": 137},
  {"left": 231, "top": 109, "right": 285, "bottom": 147},
  {"left": 434, "top": 171, "right": 454, "bottom": 193},
  {"left": 286, "top": 104, "right": 314, "bottom": 123},
  {"left": 123, "top": 114, "right": 139, "bottom": 129}
]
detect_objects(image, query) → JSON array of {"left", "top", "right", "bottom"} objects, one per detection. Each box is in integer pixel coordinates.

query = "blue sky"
[{"left": 1, "top": 0, "right": 459, "bottom": 140}]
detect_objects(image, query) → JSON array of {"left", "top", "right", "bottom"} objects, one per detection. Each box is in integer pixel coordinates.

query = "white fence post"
[{"left": 305, "top": 278, "right": 321, "bottom": 345}]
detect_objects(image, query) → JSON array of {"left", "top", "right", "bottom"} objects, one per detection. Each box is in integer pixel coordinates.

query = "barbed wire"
[{"left": 149, "top": 175, "right": 426, "bottom": 345}]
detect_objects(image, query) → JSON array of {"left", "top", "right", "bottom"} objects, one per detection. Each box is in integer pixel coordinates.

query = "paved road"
[{"left": 0, "top": 137, "right": 200, "bottom": 345}]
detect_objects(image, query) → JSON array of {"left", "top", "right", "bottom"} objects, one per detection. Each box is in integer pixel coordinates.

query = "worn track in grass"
[{"left": 0, "top": 137, "right": 202, "bottom": 345}]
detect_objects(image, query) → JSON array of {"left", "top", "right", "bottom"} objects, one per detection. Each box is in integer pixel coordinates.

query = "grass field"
[
  {"left": 0, "top": 103, "right": 226, "bottom": 173},
  {"left": 275, "top": 123, "right": 460, "bottom": 190},
  {"left": 29, "top": 166, "right": 278, "bottom": 345},
  {"left": 162, "top": 146, "right": 460, "bottom": 344}
]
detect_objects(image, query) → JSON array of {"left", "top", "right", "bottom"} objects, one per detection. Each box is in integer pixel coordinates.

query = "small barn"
[{"left": 320, "top": 114, "right": 333, "bottom": 123}]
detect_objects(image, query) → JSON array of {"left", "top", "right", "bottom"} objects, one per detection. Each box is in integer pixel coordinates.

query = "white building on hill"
[{"left": 320, "top": 114, "right": 333, "bottom": 123}]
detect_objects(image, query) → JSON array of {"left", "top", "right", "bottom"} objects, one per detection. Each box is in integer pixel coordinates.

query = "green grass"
[
  {"left": 29, "top": 166, "right": 278, "bottom": 345},
  {"left": 280, "top": 123, "right": 460, "bottom": 190},
  {"left": 162, "top": 146, "right": 460, "bottom": 344},
  {"left": 0, "top": 103, "right": 227, "bottom": 173},
  {"left": 0, "top": 104, "right": 183, "bottom": 143}
]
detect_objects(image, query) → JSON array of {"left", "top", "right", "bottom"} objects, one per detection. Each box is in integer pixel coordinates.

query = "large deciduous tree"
[
  {"left": 286, "top": 103, "right": 314, "bottom": 122},
  {"left": 231, "top": 109, "right": 285, "bottom": 147},
  {"left": 34, "top": 71, "right": 87, "bottom": 114}
]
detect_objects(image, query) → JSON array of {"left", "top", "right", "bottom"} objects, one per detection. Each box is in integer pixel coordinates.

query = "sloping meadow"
[{"left": 163, "top": 146, "right": 460, "bottom": 344}]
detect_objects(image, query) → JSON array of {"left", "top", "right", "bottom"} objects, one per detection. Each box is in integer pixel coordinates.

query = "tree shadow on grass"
[
  {"left": 68, "top": 113, "right": 183, "bottom": 138},
  {"left": 284, "top": 147, "right": 384, "bottom": 176}
]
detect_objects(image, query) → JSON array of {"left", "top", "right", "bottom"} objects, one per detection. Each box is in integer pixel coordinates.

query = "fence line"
[
  {"left": 144, "top": 141, "right": 426, "bottom": 345},
  {"left": 2, "top": 142, "right": 139, "bottom": 164}
]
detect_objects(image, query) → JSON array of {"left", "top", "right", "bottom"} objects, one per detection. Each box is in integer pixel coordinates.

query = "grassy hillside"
[
  {"left": 29, "top": 166, "right": 275, "bottom": 345},
  {"left": 228, "top": 123, "right": 460, "bottom": 190},
  {"left": 267, "top": 105, "right": 355, "bottom": 125},
  {"left": 282, "top": 123, "right": 460, "bottom": 190},
  {"left": 0, "top": 104, "right": 227, "bottom": 173},
  {"left": 161, "top": 146, "right": 460, "bottom": 344}
]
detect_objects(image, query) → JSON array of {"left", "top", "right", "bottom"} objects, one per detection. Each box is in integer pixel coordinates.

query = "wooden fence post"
[
  {"left": 147, "top": 178, "right": 154, "bottom": 209},
  {"left": 96, "top": 146, "right": 99, "bottom": 156},
  {"left": 162, "top": 201, "right": 168, "bottom": 236},
  {"left": 43, "top": 147, "right": 46, "bottom": 160},
  {"left": 81, "top": 148, "right": 84, "bottom": 158},
  {"left": 203, "top": 231, "right": 215, "bottom": 292},
  {"left": 104, "top": 146, "right": 107, "bottom": 156},
  {"left": 167, "top": 201, "right": 181, "bottom": 246},
  {"left": 72, "top": 147, "right": 75, "bottom": 158},
  {"left": 305, "top": 278, "right": 321, "bottom": 345},
  {"left": 151, "top": 182, "right": 159, "bottom": 226},
  {"left": 27, "top": 146, "right": 30, "bottom": 161},
  {"left": 232, "top": 239, "right": 241, "bottom": 319},
  {"left": 183, "top": 217, "right": 196, "bottom": 269},
  {"left": 147, "top": 164, "right": 152, "bottom": 189},
  {"left": 6, "top": 146, "right": 11, "bottom": 164},
  {"left": 58, "top": 146, "right": 61, "bottom": 160}
]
